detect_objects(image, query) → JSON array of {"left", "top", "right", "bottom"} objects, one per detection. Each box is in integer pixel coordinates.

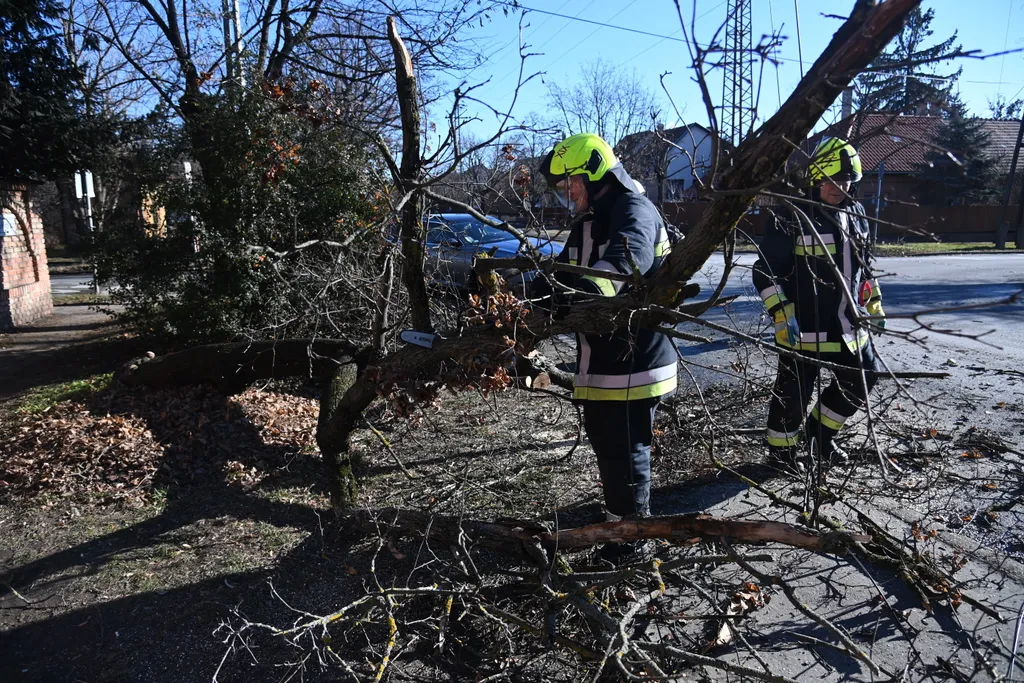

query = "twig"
[
  {"left": 724, "top": 541, "right": 882, "bottom": 675},
  {"left": 363, "top": 417, "right": 417, "bottom": 480}
]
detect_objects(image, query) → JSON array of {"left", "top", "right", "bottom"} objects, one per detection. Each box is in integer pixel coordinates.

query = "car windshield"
[{"left": 427, "top": 217, "right": 512, "bottom": 245}]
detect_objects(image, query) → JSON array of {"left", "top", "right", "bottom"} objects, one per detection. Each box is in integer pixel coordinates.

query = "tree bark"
[
  {"left": 388, "top": 16, "right": 431, "bottom": 333},
  {"left": 315, "top": 1, "right": 921, "bottom": 509},
  {"left": 350, "top": 508, "right": 871, "bottom": 562},
  {"left": 316, "top": 357, "right": 364, "bottom": 509},
  {"left": 119, "top": 339, "right": 357, "bottom": 393}
]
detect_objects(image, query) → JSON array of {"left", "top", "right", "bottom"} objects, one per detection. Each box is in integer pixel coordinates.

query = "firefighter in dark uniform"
[
  {"left": 752, "top": 137, "right": 886, "bottom": 468},
  {"left": 536, "top": 133, "right": 676, "bottom": 544}
]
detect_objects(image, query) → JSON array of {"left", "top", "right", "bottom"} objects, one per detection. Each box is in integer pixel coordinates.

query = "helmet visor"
[{"left": 551, "top": 178, "right": 571, "bottom": 208}]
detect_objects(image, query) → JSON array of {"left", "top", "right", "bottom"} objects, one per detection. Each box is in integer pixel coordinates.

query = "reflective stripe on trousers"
[{"left": 573, "top": 361, "right": 678, "bottom": 401}]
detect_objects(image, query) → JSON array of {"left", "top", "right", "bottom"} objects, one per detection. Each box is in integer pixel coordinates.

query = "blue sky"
[{"left": 438, "top": 0, "right": 1024, "bottom": 146}]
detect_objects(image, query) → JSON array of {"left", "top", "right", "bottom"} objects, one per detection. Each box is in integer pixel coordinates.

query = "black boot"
[
  {"left": 822, "top": 439, "right": 850, "bottom": 466},
  {"left": 766, "top": 445, "right": 807, "bottom": 473},
  {"left": 597, "top": 512, "right": 655, "bottom": 566}
]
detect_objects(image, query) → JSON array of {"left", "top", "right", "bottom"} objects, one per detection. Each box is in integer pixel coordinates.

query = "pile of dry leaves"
[{"left": 0, "top": 384, "right": 320, "bottom": 506}]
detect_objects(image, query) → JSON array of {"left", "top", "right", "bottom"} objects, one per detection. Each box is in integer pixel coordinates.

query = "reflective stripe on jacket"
[
  {"left": 752, "top": 197, "right": 881, "bottom": 354},
  {"left": 551, "top": 187, "right": 678, "bottom": 401}
]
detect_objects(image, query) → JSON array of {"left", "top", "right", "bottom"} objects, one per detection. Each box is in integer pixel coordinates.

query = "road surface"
[
  {"left": 49, "top": 272, "right": 107, "bottom": 296},
  {"left": 679, "top": 253, "right": 1024, "bottom": 378}
]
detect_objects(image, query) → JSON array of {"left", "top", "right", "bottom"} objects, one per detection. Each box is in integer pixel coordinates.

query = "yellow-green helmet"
[
  {"left": 540, "top": 132, "right": 639, "bottom": 191},
  {"left": 809, "top": 137, "right": 862, "bottom": 183}
]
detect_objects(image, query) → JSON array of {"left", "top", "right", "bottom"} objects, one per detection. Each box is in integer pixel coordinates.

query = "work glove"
[{"left": 773, "top": 303, "right": 800, "bottom": 346}]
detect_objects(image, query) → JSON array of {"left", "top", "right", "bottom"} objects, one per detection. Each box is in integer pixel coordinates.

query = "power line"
[
  {"left": 792, "top": 0, "right": 804, "bottom": 78},
  {"left": 997, "top": 0, "right": 1014, "bottom": 97},
  {"left": 768, "top": 0, "right": 783, "bottom": 108},
  {"left": 545, "top": 0, "right": 640, "bottom": 67},
  {"left": 507, "top": 2, "right": 690, "bottom": 44}
]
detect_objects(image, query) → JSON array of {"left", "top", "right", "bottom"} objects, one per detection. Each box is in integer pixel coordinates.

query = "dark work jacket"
[
  {"left": 536, "top": 185, "right": 677, "bottom": 401},
  {"left": 751, "top": 195, "right": 883, "bottom": 354}
]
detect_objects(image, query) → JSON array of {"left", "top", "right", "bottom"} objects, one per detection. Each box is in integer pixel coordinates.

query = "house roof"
[
  {"left": 615, "top": 123, "right": 720, "bottom": 158},
  {"left": 615, "top": 123, "right": 726, "bottom": 181},
  {"left": 809, "top": 113, "right": 1023, "bottom": 175}
]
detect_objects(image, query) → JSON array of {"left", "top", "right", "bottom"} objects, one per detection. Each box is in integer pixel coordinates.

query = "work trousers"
[
  {"left": 766, "top": 344, "right": 879, "bottom": 456},
  {"left": 582, "top": 397, "right": 659, "bottom": 518}
]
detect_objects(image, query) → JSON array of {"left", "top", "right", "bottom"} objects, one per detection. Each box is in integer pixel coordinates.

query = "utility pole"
[
  {"left": 996, "top": 111, "right": 1024, "bottom": 249},
  {"left": 221, "top": 0, "right": 244, "bottom": 88},
  {"left": 720, "top": 0, "right": 754, "bottom": 147},
  {"left": 74, "top": 170, "right": 99, "bottom": 295}
]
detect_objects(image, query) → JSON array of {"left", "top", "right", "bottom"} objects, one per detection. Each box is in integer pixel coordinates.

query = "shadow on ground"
[
  {"left": 0, "top": 305, "right": 148, "bottom": 399},
  {"left": 0, "top": 381, "right": 347, "bottom": 681}
]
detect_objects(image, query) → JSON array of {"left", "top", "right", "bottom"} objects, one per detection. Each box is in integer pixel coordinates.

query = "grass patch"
[
  {"left": 873, "top": 241, "right": 1023, "bottom": 256},
  {"left": 726, "top": 241, "right": 1023, "bottom": 256},
  {"left": 52, "top": 293, "right": 111, "bottom": 306},
  {"left": 47, "top": 255, "right": 88, "bottom": 265},
  {"left": 18, "top": 373, "right": 114, "bottom": 414}
]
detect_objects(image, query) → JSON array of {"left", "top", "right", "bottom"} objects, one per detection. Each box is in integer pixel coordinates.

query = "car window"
[
  {"left": 425, "top": 221, "right": 458, "bottom": 245},
  {"left": 448, "top": 220, "right": 511, "bottom": 245},
  {"left": 426, "top": 217, "right": 513, "bottom": 246}
]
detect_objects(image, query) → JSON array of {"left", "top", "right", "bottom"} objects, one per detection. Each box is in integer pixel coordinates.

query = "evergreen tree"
[
  {"left": 988, "top": 95, "right": 1024, "bottom": 120},
  {"left": 915, "top": 115, "right": 1001, "bottom": 205},
  {"left": 0, "top": 0, "right": 102, "bottom": 179},
  {"left": 855, "top": 7, "right": 961, "bottom": 115}
]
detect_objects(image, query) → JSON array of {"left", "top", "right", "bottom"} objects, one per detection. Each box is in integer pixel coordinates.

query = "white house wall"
[{"left": 665, "top": 127, "right": 716, "bottom": 190}]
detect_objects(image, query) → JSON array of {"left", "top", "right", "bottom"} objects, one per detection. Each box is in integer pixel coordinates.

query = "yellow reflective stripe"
[
  {"left": 580, "top": 274, "right": 616, "bottom": 296},
  {"left": 845, "top": 331, "right": 869, "bottom": 352},
  {"left": 573, "top": 377, "right": 677, "bottom": 401},
  {"left": 811, "top": 405, "right": 846, "bottom": 431},
  {"left": 763, "top": 293, "right": 783, "bottom": 311},
  {"left": 767, "top": 430, "right": 800, "bottom": 447},
  {"left": 654, "top": 240, "right": 671, "bottom": 257},
  {"left": 794, "top": 244, "right": 837, "bottom": 256},
  {"left": 777, "top": 338, "right": 845, "bottom": 353},
  {"left": 568, "top": 259, "right": 579, "bottom": 265}
]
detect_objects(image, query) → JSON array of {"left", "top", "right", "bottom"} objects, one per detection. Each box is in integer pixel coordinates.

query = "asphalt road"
[
  {"left": 49, "top": 272, "right": 106, "bottom": 295},
  {"left": 680, "top": 253, "right": 1024, "bottom": 375}
]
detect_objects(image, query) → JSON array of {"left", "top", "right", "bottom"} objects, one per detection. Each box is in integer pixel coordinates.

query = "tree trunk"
[
  {"left": 55, "top": 178, "right": 82, "bottom": 247},
  {"left": 349, "top": 508, "right": 872, "bottom": 562},
  {"left": 388, "top": 16, "right": 431, "bottom": 333},
  {"left": 316, "top": 358, "right": 362, "bottom": 509},
  {"left": 119, "top": 339, "right": 357, "bottom": 393},
  {"left": 315, "top": 355, "right": 381, "bottom": 511}
]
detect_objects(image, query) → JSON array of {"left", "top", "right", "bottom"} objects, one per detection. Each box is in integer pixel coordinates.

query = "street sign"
[{"left": 73, "top": 171, "right": 95, "bottom": 199}]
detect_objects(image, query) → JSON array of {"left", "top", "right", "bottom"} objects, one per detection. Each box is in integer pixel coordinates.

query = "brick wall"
[{"left": 1, "top": 181, "right": 53, "bottom": 330}]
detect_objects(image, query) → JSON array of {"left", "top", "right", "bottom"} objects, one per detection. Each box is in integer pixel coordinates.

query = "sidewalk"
[{"left": 0, "top": 305, "right": 143, "bottom": 399}]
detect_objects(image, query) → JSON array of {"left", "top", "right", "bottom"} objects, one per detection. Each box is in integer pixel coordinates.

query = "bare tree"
[
  {"left": 23, "top": 2, "right": 1024, "bottom": 680},
  {"left": 546, "top": 58, "right": 661, "bottom": 146}
]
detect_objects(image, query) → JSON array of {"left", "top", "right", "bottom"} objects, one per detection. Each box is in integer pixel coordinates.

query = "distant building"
[
  {"left": 616, "top": 123, "right": 729, "bottom": 203},
  {"left": 1, "top": 180, "right": 53, "bottom": 328},
  {"left": 807, "top": 113, "right": 1021, "bottom": 208}
]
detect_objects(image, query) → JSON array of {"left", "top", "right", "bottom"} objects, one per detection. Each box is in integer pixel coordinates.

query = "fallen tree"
[
  {"left": 350, "top": 508, "right": 872, "bottom": 560},
  {"left": 123, "top": 1, "right": 922, "bottom": 510}
]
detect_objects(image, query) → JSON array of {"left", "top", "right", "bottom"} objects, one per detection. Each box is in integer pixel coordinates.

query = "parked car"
[{"left": 424, "top": 213, "right": 562, "bottom": 293}]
